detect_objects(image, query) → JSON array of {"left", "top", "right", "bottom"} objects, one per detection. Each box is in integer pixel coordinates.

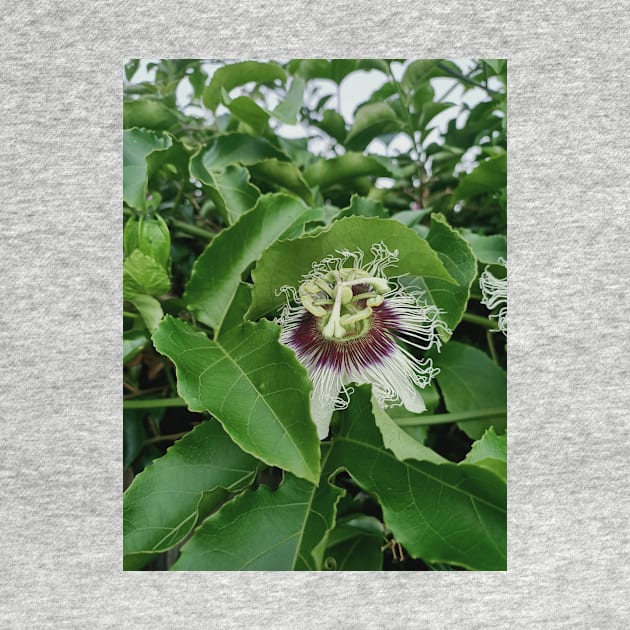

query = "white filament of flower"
[
  {"left": 276, "top": 243, "right": 450, "bottom": 439},
  {"left": 479, "top": 259, "right": 507, "bottom": 336}
]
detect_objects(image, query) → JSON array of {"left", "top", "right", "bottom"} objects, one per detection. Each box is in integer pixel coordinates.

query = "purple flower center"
[{"left": 288, "top": 300, "right": 401, "bottom": 372}]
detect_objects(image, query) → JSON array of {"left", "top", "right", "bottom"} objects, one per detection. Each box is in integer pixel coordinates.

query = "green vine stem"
[
  {"left": 395, "top": 407, "right": 506, "bottom": 427},
  {"left": 123, "top": 397, "right": 187, "bottom": 409}
]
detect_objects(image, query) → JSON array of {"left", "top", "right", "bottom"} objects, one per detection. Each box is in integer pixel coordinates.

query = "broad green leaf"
[
  {"left": 371, "top": 396, "right": 446, "bottom": 464},
  {"left": 123, "top": 407, "right": 146, "bottom": 471},
  {"left": 123, "top": 328, "right": 149, "bottom": 364},
  {"left": 225, "top": 95, "right": 270, "bottom": 134},
  {"left": 345, "top": 102, "right": 402, "bottom": 151},
  {"left": 184, "top": 193, "right": 313, "bottom": 332},
  {"left": 123, "top": 250, "right": 170, "bottom": 299},
  {"left": 248, "top": 216, "right": 457, "bottom": 320},
  {"left": 288, "top": 59, "right": 358, "bottom": 84},
  {"left": 219, "top": 282, "right": 252, "bottom": 337},
  {"left": 287, "top": 58, "right": 330, "bottom": 81},
  {"left": 357, "top": 59, "right": 390, "bottom": 74},
  {"left": 123, "top": 98, "right": 179, "bottom": 131},
  {"left": 314, "top": 109, "right": 347, "bottom": 143},
  {"left": 203, "top": 61, "right": 286, "bottom": 110},
  {"left": 337, "top": 194, "right": 388, "bottom": 219},
  {"left": 419, "top": 101, "right": 457, "bottom": 130},
  {"left": 194, "top": 133, "right": 288, "bottom": 170},
  {"left": 123, "top": 128, "right": 172, "bottom": 210},
  {"left": 402, "top": 60, "right": 439, "bottom": 89},
  {"left": 483, "top": 59, "right": 507, "bottom": 75},
  {"left": 189, "top": 158, "right": 260, "bottom": 224},
  {"left": 152, "top": 317, "right": 321, "bottom": 483},
  {"left": 430, "top": 341, "right": 507, "bottom": 439},
  {"left": 123, "top": 420, "right": 257, "bottom": 570},
  {"left": 193, "top": 134, "right": 312, "bottom": 203},
  {"left": 391, "top": 208, "right": 432, "bottom": 226},
  {"left": 460, "top": 230, "right": 507, "bottom": 264},
  {"left": 272, "top": 77, "right": 305, "bottom": 124},
  {"left": 464, "top": 427, "right": 507, "bottom": 481},
  {"left": 249, "top": 159, "right": 313, "bottom": 203},
  {"left": 325, "top": 515, "right": 385, "bottom": 570},
  {"left": 330, "top": 59, "right": 359, "bottom": 84},
  {"left": 172, "top": 454, "right": 344, "bottom": 570},
  {"left": 330, "top": 386, "right": 507, "bottom": 570},
  {"left": 404, "top": 213, "right": 476, "bottom": 338},
  {"left": 304, "top": 152, "right": 391, "bottom": 190},
  {"left": 124, "top": 59, "right": 140, "bottom": 82},
  {"left": 130, "top": 295, "right": 163, "bottom": 333},
  {"left": 455, "top": 154, "right": 507, "bottom": 199},
  {"left": 280, "top": 205, "right": 340, "bottom": 240}
]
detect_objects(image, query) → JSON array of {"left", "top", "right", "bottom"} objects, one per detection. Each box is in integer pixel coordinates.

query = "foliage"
[{"left": 123, "top": 58, "right": 507, "bottom": 571}]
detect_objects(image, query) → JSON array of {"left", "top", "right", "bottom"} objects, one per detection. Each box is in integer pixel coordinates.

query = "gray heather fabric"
[{"left": 1, "top": 2, "right": 629, "bottom": 628}]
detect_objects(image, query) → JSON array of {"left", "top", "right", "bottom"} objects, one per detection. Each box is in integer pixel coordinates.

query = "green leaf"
[
  {"left": 189, "top": 157, "right": 260, "bottom": 224},
  {"left": 325, "top": 515, "right": 385, "bottom": 570},
  {"left": 123, "top": 408, "right": 146, "bottom": 470},
  {"left": 460, "top": 230, "right": 507, "bottom": 265},
  {"left": 345, "top": 102, "right": 402, "bottom": 151},
  {"left": 203, "top": 61, "right": 286, "bottom": 110},
  {"left": 225, "top": 95, "right": 270, "bottom": 134},
  {"left": 371, "top": 396, "right": 446, "bottom": 464},
  {"left": 272, "top": 77, "right": 305, "bottom": 124},
  {"left": 314, "top": 110, "right": 347, "bottom": 144},
  {"left": 418, "top": 102, "right": 457, "bottom": 130},
  {"left": 288, "top": 59, "right": 358, "bottom": 84},
  {"left": 280, "top": 205, "right": 340, "bottom": 240},
  {"left": 193, "top": 134, "right": 312, "bottom": 203},
  {"left": 304, "top": 152, "right": 391, "bottom": 190},
  {"left": 123, "top": 250, "right": 170, "bottom": 299},
  {"left": 123, "top": 128, "right": 172, "bottom": 210},
  {"left": 123, "top": 98, "right": 179, "bottom": 131},
  {"left": 123, "top": 420, "right": 258, "bottom": 570},
  {"left": 402, "top": 60, "right": 439, "bottom": 90},
  {"left": 330, "top": 386, "right": 506, "bottom": 570},
  {"left": 172, "top": 463, "right": 344, "bottom": 570},
  {"left": 430, "top": 341, "right": 507, "bottom": 439},
  {"left": 194, "top": 133, "right": 288, "bottom": 170},
  {"left": 184, "top": 193, "right": 313, "bottom": 332},
  {"left": 404, "top": 213, "right": 476, "bottom": 338},
  {"left": 455, "top": 154, "right": 507, "bottom": 199},
  {"left": 123, "top": 328, "right": 149, "bottom": 364},
  {"left": 390, "top": 208, "right": 431, "bottom": 227},
  {"left": 330, "top": 59, "right": 359, "bottom": 84},
  {"left": 338, "top": 194, "right": 388, "bottom": 219},
  {"left": 464, "top": 427, "right": 507, "bottom": 481},
  {"left": 124, "top": 59, "right": 140, "bottom": 82},
  {"left": 130, "top": 294, "right": 164, "bottom": 333},
  {"left": 219, "top": 282, "right": 252, "bottom": 336},
  {"left": 248, "top": 216, "right": 456, "bottom": 320},
  {"left": 249, "top": 159, "right": 313, "bottom": 203},
  {"left": 152, "top": 317, "right": 321, "bottom": 483}
]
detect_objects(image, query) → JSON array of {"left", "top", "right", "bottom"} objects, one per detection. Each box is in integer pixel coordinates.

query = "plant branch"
[
  {"left": 170, "top": 219, "right": 215, "bottom": 240},
  {"left": 436, "top": 62, "right": 502, "bottom": 97},
  {"left": 395, "top": 407, "right": 506, "bottom": 427},
  {"left": 462, "top": 312, "right": 498, "bottom": 329},
  {"left": 386, "top": 63, "right": 426, "bottom": 207},
  {"left": 123, "top": 397, "right": 187, "bottom": 410}
]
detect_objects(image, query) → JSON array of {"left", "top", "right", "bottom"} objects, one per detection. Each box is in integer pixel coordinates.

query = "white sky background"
[{"left": 128, "top": 59, "right": 501, "bottom": 178}]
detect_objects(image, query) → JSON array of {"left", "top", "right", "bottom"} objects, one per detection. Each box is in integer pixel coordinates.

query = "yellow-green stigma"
[{"left": 299, "top": 267, "right": 389, "bottom": 340}]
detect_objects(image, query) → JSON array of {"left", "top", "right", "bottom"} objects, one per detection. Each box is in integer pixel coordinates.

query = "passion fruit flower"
[
  {"left": 479, "top": 260, "right": 508, "bottom": 336},
  {"left": 277, "top": 243, "right": 450, "bottom": 439}
]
